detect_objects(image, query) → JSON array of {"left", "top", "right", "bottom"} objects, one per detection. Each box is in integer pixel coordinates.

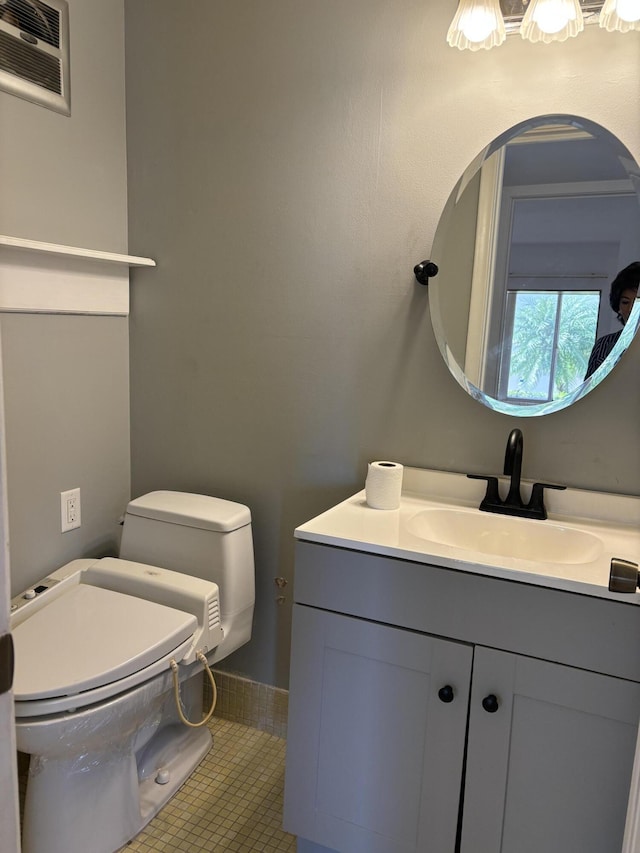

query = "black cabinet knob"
[
  {"left": 482, "top": 694, "right": 499, "bottom": 713},
  {"left": 438, "top": 685, "right": 454, "bottom": 703}
]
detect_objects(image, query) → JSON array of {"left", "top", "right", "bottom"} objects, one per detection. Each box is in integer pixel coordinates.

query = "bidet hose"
[{"left": 169, "top": 652, "right": 218, "bottom": 728}]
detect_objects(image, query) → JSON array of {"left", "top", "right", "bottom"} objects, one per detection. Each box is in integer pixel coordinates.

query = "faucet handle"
[
  {"left": 526, "top": 482, "right": 566, "bottom": 520},
  {"left": 467, "top": 474, "right": 502, "bottom": 512},
  {"left": 609, "top": 558, "right": 640, "bottom": 594}
]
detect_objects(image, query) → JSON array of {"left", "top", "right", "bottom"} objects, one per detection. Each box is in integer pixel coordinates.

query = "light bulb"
[
  {"left": 532, "top": 0, "right": 572, "bottom": 32},
  {"left": 616, "top": 0, "right": 640, "bottom": 22},
  {"left": 460, "top": 6, "right": 496, "bottom": 40}
]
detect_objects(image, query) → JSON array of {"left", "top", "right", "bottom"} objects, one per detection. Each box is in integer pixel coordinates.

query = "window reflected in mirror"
[{"left": 502, "top": 289, "right": 600, "bottom": 402}]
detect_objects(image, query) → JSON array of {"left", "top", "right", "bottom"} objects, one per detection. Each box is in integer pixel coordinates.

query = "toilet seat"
[{"left": 14, "top": 582, "right": 197, "bottom": 718}]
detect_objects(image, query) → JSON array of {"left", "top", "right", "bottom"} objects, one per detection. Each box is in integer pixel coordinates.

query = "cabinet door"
[
  {"left": 284, "top": 604, "right": 473, "bottom": 853},
  {"left": 461, "top": 647, "right": 640, "bottom": 853}
]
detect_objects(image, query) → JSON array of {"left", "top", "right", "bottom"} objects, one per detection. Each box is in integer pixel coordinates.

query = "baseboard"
[{"left": 208, "top": 669, "right": 289, "bottom": 739}]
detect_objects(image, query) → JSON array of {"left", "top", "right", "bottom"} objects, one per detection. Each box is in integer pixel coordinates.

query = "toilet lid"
[
  {"left": 13, "top": 583, "right": 197, "bottom": 700},
  {"left": 126, "top": 490, "right": 251, "bottom": 532}
]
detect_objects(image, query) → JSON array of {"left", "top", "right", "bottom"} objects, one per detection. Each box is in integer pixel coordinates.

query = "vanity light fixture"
[
  {"left": 599, "top": 0, "right": 640, "bottom": 31},
  {"left": 446, "top": 0, "right": 506, "bottom": 50},
  {"left": 447, "top": 0, "right": 638, "bottom": 49},
  {"left": 520, "top": 0, "right": 584, "bottom": 42}
]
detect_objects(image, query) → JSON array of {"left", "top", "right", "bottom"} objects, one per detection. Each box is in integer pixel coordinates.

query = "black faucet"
[
  {"left": 504, "top": 427, "right": 524, "bottom": 509},
  {"left": 468, "top": 428, "right": 565, "bottom": 520}
]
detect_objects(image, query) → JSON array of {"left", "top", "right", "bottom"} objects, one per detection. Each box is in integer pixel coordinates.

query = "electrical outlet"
[{"left": 60, "top": 487, "right": 81, "bottom": 533}]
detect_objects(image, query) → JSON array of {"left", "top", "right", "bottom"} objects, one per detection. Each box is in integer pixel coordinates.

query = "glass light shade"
[
  {"left": 446, "top": 0, "right": 506, "bottom": 51},
  {"left": 599, "top": 0, "right": 640, "bottom": 31},
  {"left": 520, "top": 0, "right": 584, "bottom": 42}
]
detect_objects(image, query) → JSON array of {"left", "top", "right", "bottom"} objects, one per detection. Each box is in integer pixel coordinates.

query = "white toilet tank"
[{"left": 119, "top": 491, "right": 255, "bottom": 661}]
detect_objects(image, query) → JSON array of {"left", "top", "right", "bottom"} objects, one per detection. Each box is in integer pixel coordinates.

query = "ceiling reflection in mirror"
[{"left": 429, "top": 115, "right": 640, "bottom": 416}]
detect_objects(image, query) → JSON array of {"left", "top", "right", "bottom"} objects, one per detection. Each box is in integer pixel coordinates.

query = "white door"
[{"left": 0, "top": 329, "right": 20, "bottom": 853}]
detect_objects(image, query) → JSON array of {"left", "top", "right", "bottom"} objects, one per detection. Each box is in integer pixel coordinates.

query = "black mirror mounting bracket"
[{"left": 413, "top": 260, "right": 439, "bottom": 286}]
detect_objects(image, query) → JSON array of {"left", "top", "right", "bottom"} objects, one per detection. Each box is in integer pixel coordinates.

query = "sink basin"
[
  {"left": 295, "top": 466, "right": 640, "bottom": 596},
  {"left": 405, "top": 507, "right": 604, "bottom": 564}
]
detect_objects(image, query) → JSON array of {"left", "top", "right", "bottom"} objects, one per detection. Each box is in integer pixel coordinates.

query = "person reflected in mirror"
[{"left": 585, "top": 262, "right": 640, "bottom": 379}]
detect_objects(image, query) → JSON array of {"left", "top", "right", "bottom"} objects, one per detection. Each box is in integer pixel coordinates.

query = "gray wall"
[
  {"left": 124, "top": 0, "right": 640, "bottom": 689},
  {"left": 0, "top": 0, "right": 131, "bottom": 596},
  {"left": 1, "top": 315, "right": 130, "bottom": 592},
  {"left": 0, "top": 0, "right": 128, "bottom": 251}
]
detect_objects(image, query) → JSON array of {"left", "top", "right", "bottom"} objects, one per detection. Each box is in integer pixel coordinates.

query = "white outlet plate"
[{"left": 60, "top": 487, "right": 81, "bottom": 533}]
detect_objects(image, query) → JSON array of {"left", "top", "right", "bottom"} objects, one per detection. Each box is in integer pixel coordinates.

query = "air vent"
[
  {"left": 208, "top": 597, "right": 221, "bottom": 632},
  {"left": 0, "top": 0, "right": 70, "bottom": 115}
]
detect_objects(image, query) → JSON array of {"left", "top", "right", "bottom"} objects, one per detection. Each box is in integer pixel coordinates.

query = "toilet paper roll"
[{"left": 365, "top": 461, "right": 404, "bottom": 510}]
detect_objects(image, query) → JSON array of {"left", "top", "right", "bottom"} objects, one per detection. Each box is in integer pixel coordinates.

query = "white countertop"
[{"left": 295, "top": 467, "right": 640, "bottom": 602}]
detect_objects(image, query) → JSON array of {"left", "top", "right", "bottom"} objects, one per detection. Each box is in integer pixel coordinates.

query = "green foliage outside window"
[{"left": 505, "top": 291, "right": 600, "bottom": 401}]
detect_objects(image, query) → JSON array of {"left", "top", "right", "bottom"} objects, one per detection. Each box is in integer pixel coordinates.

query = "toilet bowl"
[
  {"left": 16, "top": 664, "right": 210, "bottom": 853},
  {"left": 12, "top": 492, "right": 255, "bottom": 853}
]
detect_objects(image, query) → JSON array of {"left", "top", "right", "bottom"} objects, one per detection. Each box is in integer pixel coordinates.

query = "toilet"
[{"left": 11, "top": 491, "right": 255, "bottom": 853}]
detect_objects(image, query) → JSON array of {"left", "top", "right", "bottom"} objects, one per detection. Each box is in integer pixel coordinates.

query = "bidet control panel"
[{"left": 10, "top": 577, "right": 60, "bottom": 614}]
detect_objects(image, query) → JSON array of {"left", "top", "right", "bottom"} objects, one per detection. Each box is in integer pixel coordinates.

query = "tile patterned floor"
[
  {"left": 18, "top": 715, "right": 295, "bottom": 852},
  {"left": 122, "top": 717, "right": 297, "bottom": 852}
]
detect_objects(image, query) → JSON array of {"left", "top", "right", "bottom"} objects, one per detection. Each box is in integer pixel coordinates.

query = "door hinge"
[{"left": 0, "top": 632, "right": 14, "bottom": 695}]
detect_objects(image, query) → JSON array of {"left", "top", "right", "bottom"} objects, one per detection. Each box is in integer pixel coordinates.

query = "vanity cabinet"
[
  {"left": 461, "top": 647, "right": 640, "bottom": 852},
  {"left": 286, "top": 605, "right": 472, "bottom": 852},
  {"left": 284, "top": 541, "right": 640, "bottom": 853}
]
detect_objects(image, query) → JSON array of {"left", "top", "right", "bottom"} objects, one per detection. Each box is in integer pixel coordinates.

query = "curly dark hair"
[{"left": 609, "top": 261, "right": 640, "bottom": 321}]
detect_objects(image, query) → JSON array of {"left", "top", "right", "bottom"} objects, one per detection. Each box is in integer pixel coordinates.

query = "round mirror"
[{"left": 429, "top": 114, "right": 640, "bottom": 416}]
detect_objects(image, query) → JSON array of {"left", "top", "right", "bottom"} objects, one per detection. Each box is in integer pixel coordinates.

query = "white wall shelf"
[
  {"left": 0, "top": 236, "right": 155, "bottom": 315},
  {"left": 0, "top": 235, "right": 156, "bottom": 268}
]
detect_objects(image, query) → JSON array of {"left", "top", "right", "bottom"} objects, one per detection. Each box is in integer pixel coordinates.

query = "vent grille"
[
  {"left": 1, "top": 0, "right": 59, "bottom": 45},
  {"left": 0, "top": 0, "right": 69, "bottom": 114},
  {"left": 208, "top": 597, "right": 221, "bottom": 632},
  {"left": 0, "top": 29, "right": 60, "bottom": 92}
]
